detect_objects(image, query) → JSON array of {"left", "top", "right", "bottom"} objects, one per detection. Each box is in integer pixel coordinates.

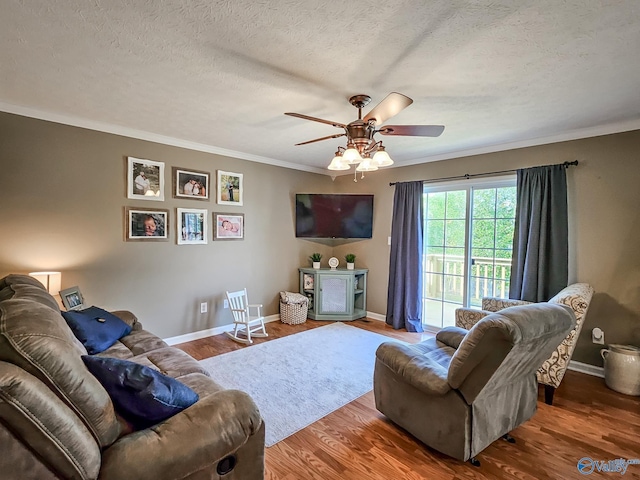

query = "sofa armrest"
[
  {"left": 481, "top": 297, "right": 532, "bottom": 311},
  {"left": 99, "top": 389, "right": 264, "bottom": 480},
  {"left": 375, "top": 342, "right": 450, "bottom": 396},
  {"left": 436, "top": 327, "right": 468, "bottom": 350},
  {"left": 455, "top": 308, "right": 491, "bottom": 330},
  {"left": 109, "top": 310, "right": 142, "bottom": 331}
]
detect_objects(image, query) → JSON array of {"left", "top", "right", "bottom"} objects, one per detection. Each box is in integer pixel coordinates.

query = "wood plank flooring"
[{"left": 175, "top": 319, "right": 640, "bottom": 480}]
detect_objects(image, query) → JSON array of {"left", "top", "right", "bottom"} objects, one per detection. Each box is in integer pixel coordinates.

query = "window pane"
[
  {"left": 443, "top": 248, "right": 465, "bottom": 276},
  {"left": 470, "top": 277, "right": 494, "bottom": 301},
  {"left": 424, "top": 272, "right": 443, "bottom": 300},
  {"left": 424, "top": 248, "right": 444, "bottom": 274},
  {"left": 446, "top": 190, "right": 466, "bottom": 219},
  {"left": 443, "top": 275, "right": 464, "bottom": 303},
  {"left": 472, "top": 188, "right": 496, "bottom": 218},
  {"left": 423, "top": 299, "right": 443, "bottom": 328},
  {"left": 427, "top": 192, "right": 446, "bottom": 219},
  {"left": 496, "top": 186, "right": 517, "bottom": 218},
  {"left": 426, "top": 220, "right": 444, "bottom": 246},
  {"left": 445, "top": 219, "right": 466, "bottom": 247},
  {"left": 472, "top": 219, "right": 495, "bottom": 248},
  {"left": 496, "top": 219, "right": 515, "bottom": 249}
]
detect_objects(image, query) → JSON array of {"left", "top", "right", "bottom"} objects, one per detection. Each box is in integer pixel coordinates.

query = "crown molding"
[{"left": 0, "top": 102, "right": 327, "bottom": 175}]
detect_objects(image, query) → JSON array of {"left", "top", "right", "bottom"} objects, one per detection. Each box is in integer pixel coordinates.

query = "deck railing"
[{"left": 423, "top": 254, "right": 511, "bottom": 304}]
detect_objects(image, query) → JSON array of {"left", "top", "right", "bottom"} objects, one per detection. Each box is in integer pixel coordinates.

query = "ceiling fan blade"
[
  {"left": 285, "top": 112, "right": 346, "bottom": 129},
  {"left": 363, "top": 92, "right": 413, "bottom": 125},
  {"left": 295, "top": 133, "right": 346, "bottom": 146},
  {"left": 378, "top": 125, "right": 445, "bottom": 137}
]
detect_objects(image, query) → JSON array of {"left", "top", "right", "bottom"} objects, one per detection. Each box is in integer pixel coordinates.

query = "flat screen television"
[{"left": 295, "top": 194, "right": 374, "bottom": 239}]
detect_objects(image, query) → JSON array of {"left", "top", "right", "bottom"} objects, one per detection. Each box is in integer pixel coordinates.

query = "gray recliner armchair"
[{"left": 374, "top": 302, "right": 575, "bottom": 465}]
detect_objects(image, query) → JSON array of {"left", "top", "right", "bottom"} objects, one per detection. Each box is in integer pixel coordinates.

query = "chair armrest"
[
  {"left": 455, "top": 308, "right": 491, "bottom": 330},
  {"left": 375, "top": 342, "right": 451, "bottom": 396},
  {"left": 110, "top": 310, "right": 142, "bottom": 331},
  {"left": 481, "top": 297, "right": 532, "bottom": 311},
  {"left": 436, "top": 327, "right": 468, "bottom": 349},
  {"left": 100, "top": 389, "right": 263, "bottom": 480}
]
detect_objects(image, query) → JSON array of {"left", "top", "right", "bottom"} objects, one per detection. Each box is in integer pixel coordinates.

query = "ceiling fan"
[{"left": 285, "top": 92, "right": 444, "bottom": 174}]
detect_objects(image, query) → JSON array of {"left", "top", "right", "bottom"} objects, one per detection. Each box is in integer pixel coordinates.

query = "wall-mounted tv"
[{"left": 295, "top": 194, "right": 374, "bottom": 239}]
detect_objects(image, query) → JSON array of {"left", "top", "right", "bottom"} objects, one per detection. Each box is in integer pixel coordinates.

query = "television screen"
[{"left": 295, "top": 194, "right": 374, "bottom": 239}]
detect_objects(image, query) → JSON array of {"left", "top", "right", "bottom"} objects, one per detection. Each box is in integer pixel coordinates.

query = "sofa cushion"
[
  {"left": 62, "top": 307, "right": 133, "bottom": 354},
  {"left": 97, "top": 329, "right": 169, "bottom": 359},
  {"left": 82, "top": 355, "right": 199, "bottom": 430}
]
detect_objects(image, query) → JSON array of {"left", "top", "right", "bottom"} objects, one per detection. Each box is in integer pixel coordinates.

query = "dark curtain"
[
  {"left": 386, "top": 181, "right": 424, "bottom": 332},
  {"left": 509, "top": 164, "right": 568, "bottom": 302}
]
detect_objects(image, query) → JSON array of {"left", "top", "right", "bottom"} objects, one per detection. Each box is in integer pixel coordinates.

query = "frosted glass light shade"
[
  {"left": 29, "top": 271, "right": 62, "bottom": 295},
  {"left": 356, "top": 158, "right": 379, "bottom": 172},
  {"left": 328, "top": 155, "right": 350, "bottom": 170},
  {"left": 372, "top": 149, "right": 394, "bottom": 167},
  {"left": 342, "top": 147, "right": 362, "bottom": 164}
]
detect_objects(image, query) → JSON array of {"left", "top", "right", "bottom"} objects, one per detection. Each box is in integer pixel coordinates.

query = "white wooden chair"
[{"left": 225, "top": 288, "right": 268, "bottom": 344}]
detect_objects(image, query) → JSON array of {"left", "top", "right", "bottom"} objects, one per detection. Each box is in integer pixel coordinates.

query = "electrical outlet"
[
  {"left": 200, "top": 302, "right": 207, "bottom": 314},
  {"left": 592, "top": 327, "right": 604, "bottom": 345},
  {"left": 223, "top": 299, "right": 229, "bottom": 309}
]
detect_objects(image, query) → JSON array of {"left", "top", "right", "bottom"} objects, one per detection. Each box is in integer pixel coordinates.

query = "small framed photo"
[
  {"left": 303, "top": 274, "right": 314, "bottom": 290},
  {"left": 125, "top": 207, "right": 169, "bottom": 241},
  {"left": 60, "top": 286, "right": 85, "bottom": 311},
  {"left": 127, "top": 157, "right": 165, "bottom": 201},
  {"left": 214, "top": 212, "right": 244, "bottom": 240},
  {"left": 172, "top": 167, "right": 209, "bottom": 200},
  {"left": 177, "top": 208, "right": 208, "bottom": 245},
  {"left": 217, "top": 170, "right": 243, "bottom": 206}
]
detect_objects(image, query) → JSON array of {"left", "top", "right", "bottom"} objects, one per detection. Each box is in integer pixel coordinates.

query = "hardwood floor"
[{"left": 175, "top": 319, "right": 640, "bottom": 479}]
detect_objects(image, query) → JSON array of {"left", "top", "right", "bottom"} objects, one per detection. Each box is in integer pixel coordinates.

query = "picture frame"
[
  {"left": 303, "top": 274, "right": 314, "bottom": 290},
  {"left": 125, "top": 207, "right": 169, "bottom": 241},
  {"left": 127, "top": 156, "right": 165, "bottom": 201},
  {"left": 60, "top": 286, "right": 86, "bottom": 311},
  {"left": 172, "top": 167, "right": 210, "bottom": 200},
  {"left": 177, "top": 208, "right": 208, "bottom": 245},
  {"left": 213, "top": 212, "right": 244, "bottom": 240},
  {"left": 217, "top": 170, "right": 243, "bottom": 206}
]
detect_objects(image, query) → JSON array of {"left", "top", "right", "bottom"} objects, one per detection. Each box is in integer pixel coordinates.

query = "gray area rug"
[{"left": 199, "top": 322, "right": 400, "bottom": 447}]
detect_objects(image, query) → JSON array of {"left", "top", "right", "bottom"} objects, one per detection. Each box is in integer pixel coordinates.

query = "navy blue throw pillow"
[
  {"left": 62, "top": 307, "right": 132, "bottom": 354},
  {"left": 81, "top": 355, "right": 199, "bottom": 430}
]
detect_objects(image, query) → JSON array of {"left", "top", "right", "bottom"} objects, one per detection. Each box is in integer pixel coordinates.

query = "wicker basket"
[{"left": 279, "top": 291, "right": 309, "bottom": 325}]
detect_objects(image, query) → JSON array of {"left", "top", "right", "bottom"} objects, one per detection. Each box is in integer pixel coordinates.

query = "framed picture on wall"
[
  {"left": 125, "top": 207, "right": 169, "bottom": 241},
  {"left": 127, "top": 156, "right": 165, "bottom": 201},
  {"left": 217, "top": 170, "right": 243, "bottom": 206},
  {"left": 172, "top": 167, "right": 210, "bottom": 200},
  {"left": 213, "top": 212, "right": 244, "bottom": 240},
  {"left": 177, "top": 208, "right": 208, "bottom": 245},
  {"left": 59, "top": 286, "right": 86, "bottom": 311}
]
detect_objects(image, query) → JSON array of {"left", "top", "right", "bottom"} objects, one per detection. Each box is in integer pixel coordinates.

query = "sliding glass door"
[{"left": 422, "top": 178, "right": 516, "bottom": 328}]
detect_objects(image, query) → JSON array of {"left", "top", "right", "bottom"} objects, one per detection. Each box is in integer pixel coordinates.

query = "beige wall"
[
  {"left": 0, "top": 112, "right": 335, "bottom": 338},
  {"left": 334, "top": 129, "right": 640, "bottom": 366},
  {"left": 1, "top": 111, "right": 638, "bottom": 366}
]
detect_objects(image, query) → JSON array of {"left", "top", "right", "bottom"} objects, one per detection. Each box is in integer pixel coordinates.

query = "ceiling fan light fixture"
[{"left": 372, "top": 146, "right": 393, "bottom": 167}]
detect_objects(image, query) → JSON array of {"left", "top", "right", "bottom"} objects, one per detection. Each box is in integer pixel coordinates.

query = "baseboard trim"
[
  {"left": 366, "top": 311, "right": 385, "bottom": 322},
  {"left": 163, "top": 314, "right": 280, "bottom": 345},
  {"left": 568, "top": 360, "right": 605, "bottom": 378}
]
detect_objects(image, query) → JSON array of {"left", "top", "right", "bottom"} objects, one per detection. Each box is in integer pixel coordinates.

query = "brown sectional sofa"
[{"left": 0, "top": 274, "right": 265, "bottom": 480}]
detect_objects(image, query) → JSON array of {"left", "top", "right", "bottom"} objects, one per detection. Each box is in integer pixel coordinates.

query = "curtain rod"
[{"left": 388, "top": 160, "right": 579, "bottom": 186}]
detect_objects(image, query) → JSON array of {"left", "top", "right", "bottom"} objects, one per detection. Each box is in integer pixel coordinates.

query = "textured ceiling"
[{"left": 2, "top": 1, "right": 640, "bottom": 175}]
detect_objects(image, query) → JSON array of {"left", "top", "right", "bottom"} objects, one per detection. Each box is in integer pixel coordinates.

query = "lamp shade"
[
  {"left": 328, "top": 155, "right": 350, "bottom": 171},
  {"left": 342, "top": 147, "right": 362, "bottom": 164},
  {"left": 372, "top": 148, "right": 394, "bottom": 167},
  {"left": 29, "top": 271, "right": 62, "bottom": 295},
  {"left": 356, "top": 157, "right": 379, "bottom": 172}
]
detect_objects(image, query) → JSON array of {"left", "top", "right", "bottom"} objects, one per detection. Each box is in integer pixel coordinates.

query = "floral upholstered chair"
[{"left": 455, "top": 283, "right": 594, "bottom": 405}]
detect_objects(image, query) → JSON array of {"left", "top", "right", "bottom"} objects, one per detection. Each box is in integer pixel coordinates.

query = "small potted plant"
[
  {"left": 309, "top": 253, "right": 323, "bottom": 269},
  {"left": 345, "top": 253, "right": 356, "bottom": 270}
]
